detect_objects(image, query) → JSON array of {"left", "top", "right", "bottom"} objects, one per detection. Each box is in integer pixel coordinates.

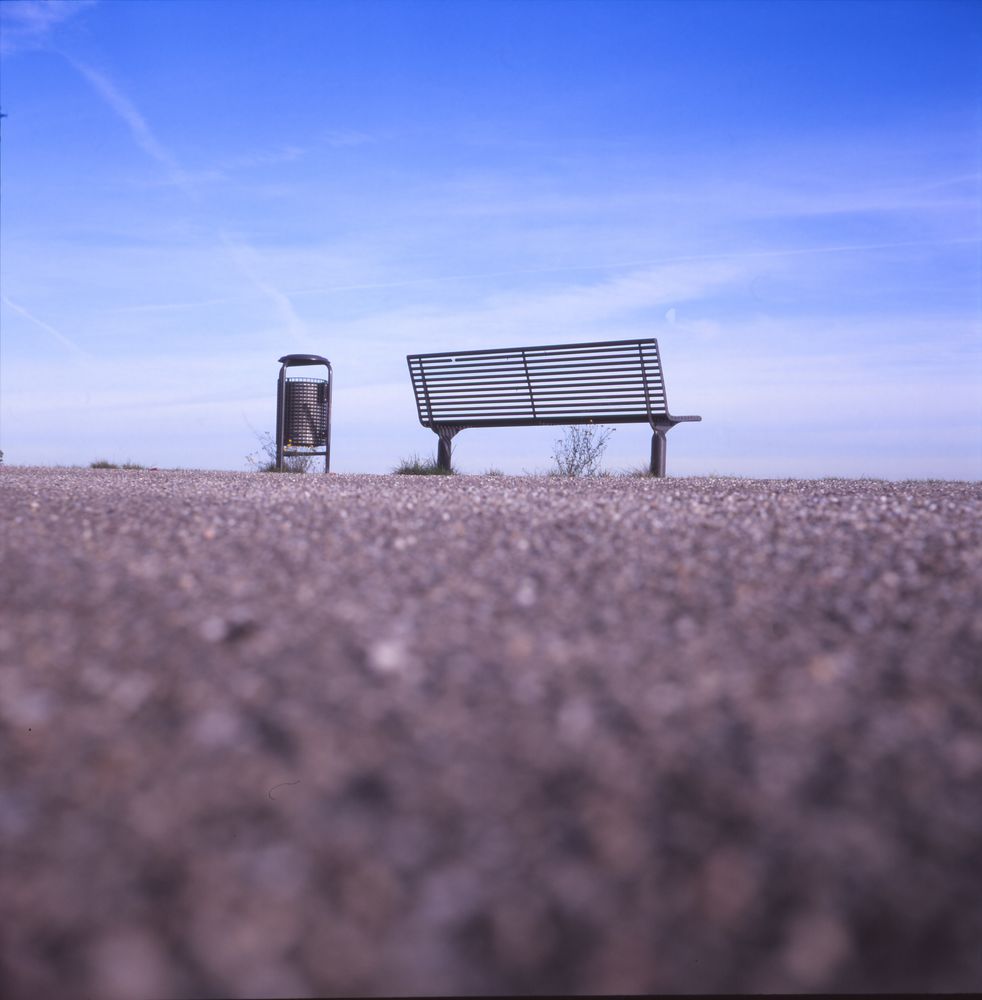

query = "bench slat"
[
  {"left": 410, "top": 337, "right": 660, "bottom": 359},
  {"left": 413, "top": 365, "right": 660, "bottom": 383},
  {"left": 415, "top": 348, "right": 661, "bottom": 368},
  {"left": 419, "top": 414, "right": 657, "bottom": 427},
  {"left": 417, "top": 390, "right": 666, "bottom": 403},
  {"left": 413, "top": 348, "right": 660, "bottom": 367},
  {"left": 413, "top": 368, "right": 663, "bottom": 385},
  {"left": 419, "top": 386, "right": 666, "bottom": 399},
  {"left": 418, "top": 389, "right": 666, "bottom": 404},
  {"left": 416, "top": 382, "right": 665, "bottom": 398},
  {"left": 421, "top": 400, "right": 658, "bottom": 412}
]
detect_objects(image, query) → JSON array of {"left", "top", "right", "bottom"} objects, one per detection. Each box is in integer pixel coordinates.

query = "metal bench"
[{"left": 407, "top": 337, "right": 701, "bottom": 476}]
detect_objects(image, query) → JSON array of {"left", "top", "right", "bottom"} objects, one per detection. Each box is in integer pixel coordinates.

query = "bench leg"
[
  {"left": 437, "top": 435, "right": 453, "bottom": 472},
  {"left": 650, "top": 429, "right": 667, "bottom": 477}
]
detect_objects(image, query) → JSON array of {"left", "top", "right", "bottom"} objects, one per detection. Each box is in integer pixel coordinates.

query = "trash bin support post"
[
  {"left": 275, "top": 364, "right": 287, "bottom": 472},
  {"left": 324, "top": 359, "right": 333, "bottom": 473}
]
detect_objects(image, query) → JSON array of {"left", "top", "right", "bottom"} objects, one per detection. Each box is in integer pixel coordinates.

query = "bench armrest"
[{"left": 671, "top": 414, "right": 702, "bottom": 423}]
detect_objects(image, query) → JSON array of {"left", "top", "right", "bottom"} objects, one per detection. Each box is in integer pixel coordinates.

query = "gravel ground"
[{"left": 2, "top": 466, "right": 981, "bottom": 997}]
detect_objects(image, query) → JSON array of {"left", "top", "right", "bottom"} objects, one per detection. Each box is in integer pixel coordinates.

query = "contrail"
[
  {"left": 219, "top": 233, "right": 313, "bottom": 348},
  {"left": 69, "top": 57, "right": 311, "bottom": 344},
  {"left": 69, "top": 59, "right": 193, "bottom": 194},
  {"left": 1, "top": 295, "right": 91, "bottom": 358}
]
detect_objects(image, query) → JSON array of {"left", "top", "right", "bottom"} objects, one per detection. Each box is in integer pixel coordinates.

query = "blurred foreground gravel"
[{"left": 2, "top": 467, "right": 981, "bottom": 997}]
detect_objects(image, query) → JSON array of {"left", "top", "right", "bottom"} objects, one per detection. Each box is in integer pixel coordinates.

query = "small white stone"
[
  {"left": 2, "top": 686, "right": 51, "bottom": 727},
  {"left": 369, "top": 638, "right": 410, "bottom": 674},
  {"left": 192, "top": 707, "right": 242, "bottom": 747},
  {"left": 113, "top": 673, "right": 155, "bottom": 712},
  {"left": 783, "top": 909, "right": 851, "bottom": 985},
  {"left": 558, "top": 697, "right": 594, "bottom": 743},
  {"left": 93, "top": 926, "right": 174, "bottom": 1000},
  {"left": 515, "top": 578, "right": 537, "bottom": 607},
  {"left": 200, "top": 616, "right": 227, "bottom": 642}
]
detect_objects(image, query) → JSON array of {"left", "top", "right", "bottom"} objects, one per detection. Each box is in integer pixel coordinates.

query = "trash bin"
[{"left": 276, "top": 354, "right": 333, "bottom": 472}]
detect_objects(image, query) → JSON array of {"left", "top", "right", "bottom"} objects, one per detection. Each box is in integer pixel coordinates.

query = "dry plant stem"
[
  {"left": 245, "top": 430, "right": 312, "bottom": 473},
  {"left": 551, "top": 425, "right": 614, "bottom": 476}
]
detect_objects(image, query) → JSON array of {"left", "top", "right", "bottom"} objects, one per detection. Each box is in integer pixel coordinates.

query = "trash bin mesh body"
[{"left": 283, "top": 377, "right": 328, "bottom": 448}]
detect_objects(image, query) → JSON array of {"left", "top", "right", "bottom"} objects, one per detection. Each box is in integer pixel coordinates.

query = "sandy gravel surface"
[{"left": 2, "top": 466, "right": 981, "bottom": 997}]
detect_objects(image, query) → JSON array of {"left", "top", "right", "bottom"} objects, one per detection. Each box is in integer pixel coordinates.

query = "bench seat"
[{"left": 407, "top": 337, "right": 700, "bottom": 475}]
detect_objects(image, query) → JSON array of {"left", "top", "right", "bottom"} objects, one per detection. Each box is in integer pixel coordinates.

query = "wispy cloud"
[
  {"left": 69, "top": 59, "right": 195, "bottom": 193},
  {"left": 221, "top": 145, "right": 304, "bottom": 170},
  {"left": 1, "top": 294, "right": 90, "bottom": 358},
  {"left": 69, "top": 56, "right": 284, "bottom": 199},
  {"left": 105, "top": 295, "right": 244, "bottom": 316},
  {"left": 66, "top": 57, "right": 312, "bottom": 346},
  {"left": 290, "top": 236, "right": 981, "bottom": 299},
  {"left": 406, "top": 126, "right": 981, "bottom": 235},
  {"left": 219, "top": 234, "right": 312, "bottom": 348},
  {"left": 0, "top": 0, "right": 96, "bottom": 55},
  {"left": 292, "top": 256, "right": 765, "bottom": 374},
  {"left": 126, "top": 145, "right": 307, "bottom": 190},
  {"left": 323, "top": 130, "right": 375, "bottom": 148}
]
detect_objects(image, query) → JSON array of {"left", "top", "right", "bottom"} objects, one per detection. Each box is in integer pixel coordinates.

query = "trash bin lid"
[{"left": 279, "top": 354, "right": 329, "bottom": 366}]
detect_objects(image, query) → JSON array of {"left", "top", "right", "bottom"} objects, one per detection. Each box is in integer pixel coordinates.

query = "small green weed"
[
  {"left": 90, "top": 459, "right": 145, "bottom": 470},
  {"left": 394, "top": 454, "right": 454, "bottom": 475}
]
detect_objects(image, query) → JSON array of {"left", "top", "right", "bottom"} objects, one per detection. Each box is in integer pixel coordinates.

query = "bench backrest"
[{"left": 408, "top": 337, "right": 671, "bottom": 428}]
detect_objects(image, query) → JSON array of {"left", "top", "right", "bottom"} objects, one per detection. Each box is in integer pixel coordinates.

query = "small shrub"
[
  {"left": 394, "top": 454, "right": 454, "bottom": 475},
  {"left": 246, "top": 431, "right": 312, "bottom": 473},
  {"left": 551, "top": 425, "right": 614, "bottom": 477},
  {"left": 89, "top": 459, "right": 145, "bottom": 469}
]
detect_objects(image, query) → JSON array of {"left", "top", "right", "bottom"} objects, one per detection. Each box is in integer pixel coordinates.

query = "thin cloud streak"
[
  {"left": 220, "top": 234, "right": 312, "bottom": 348},
  {"left": 88, "top": 234, "right": 980, "bottom": 328},
  {"left": 70, "top": 59, "right": 194, "bottom": 194},
  {"left": 1, "top": 295, "right": 91, "bottom": 358},
  {"left": 105, "top": 295, "right": 245, "bottom": 315},
  {"left": 292, "top": 236, "right": 981, "bottom": 297}
]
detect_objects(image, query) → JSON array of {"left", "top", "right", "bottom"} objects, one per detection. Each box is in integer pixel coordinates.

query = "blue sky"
[{"left": 1, "top": 0, "right": 979, "bottom": 477}]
